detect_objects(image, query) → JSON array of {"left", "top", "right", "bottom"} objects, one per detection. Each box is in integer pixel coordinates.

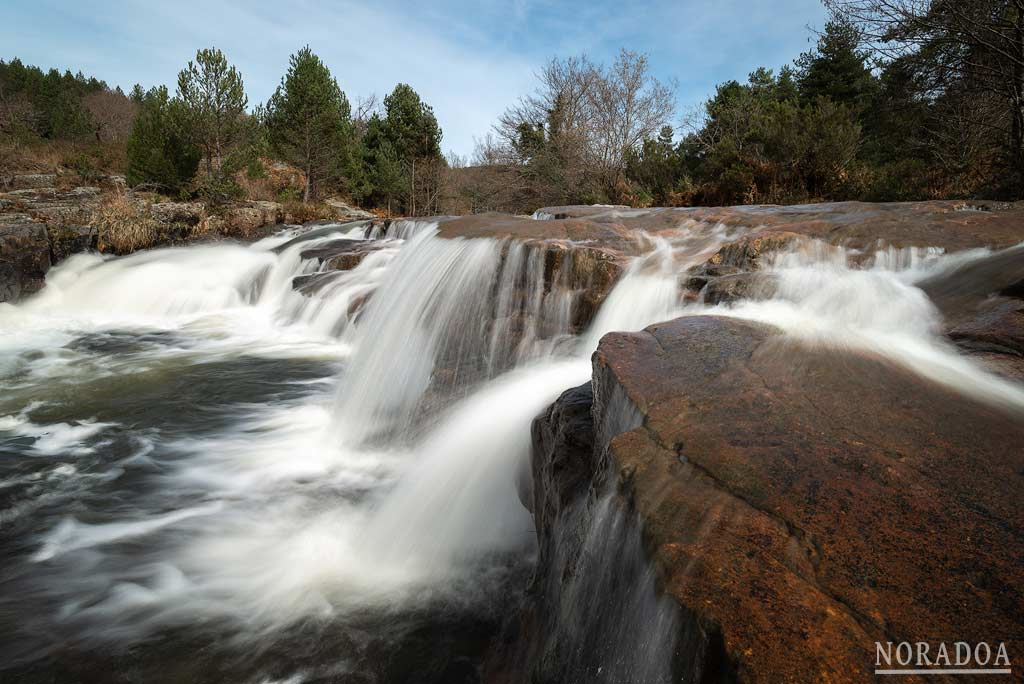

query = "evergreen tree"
[
  {"left": 176, "top": 48, "right": 247, "bottom": 180},
  {"left": 372, "top": 83, "right": 444, "bottom": 214},
  {"left": 797, "top": 19, "right": 877, "bottom": 110},
  {"left": 125, "top": 86, "right": 200, "bottom": 194},
  {"left": 362, "top": 114, "right": 405, "bottom": 213},
  {"left": 264, "top": 47, "right": 352, "bottom": 202}
]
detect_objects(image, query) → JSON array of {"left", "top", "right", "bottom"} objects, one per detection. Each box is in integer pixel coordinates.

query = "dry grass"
[
  {"left": 92, "top": 193, "right": 159, "bottom": 254},
  {"left": 0, "top": 139, "right": 126, "bottom": 178},
  {"left": 281, "top": 200, "right": 334, "bottom": 224}
]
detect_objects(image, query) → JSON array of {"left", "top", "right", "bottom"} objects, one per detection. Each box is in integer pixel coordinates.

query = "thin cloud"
[{"left": 0, "top": 0, "right": 826, "bottom": 155}]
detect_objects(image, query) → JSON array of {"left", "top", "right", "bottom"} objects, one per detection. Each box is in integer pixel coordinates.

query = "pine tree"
[
  {"left": 264, "top": 46, "right": 352, "bottom": 202},
  {"left": 797, "top": 20, "right": 877, "bottom": 110},
  {"left": 125, "top": 86, "right": 200, "bottom": 194},
  {"left": 176, "top": 48, "right": 247, "bottom": 180},
  {"left": 376, "top": 83, "right": 443, "bottom": 214}
]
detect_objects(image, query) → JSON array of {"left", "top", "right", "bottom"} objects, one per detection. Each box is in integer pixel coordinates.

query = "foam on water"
[
  {"left": 715, "top": 242, "right": 1024, "bottom": 412},
  {"left": 1, "top": 212, "right": 1021, "bottom": 681}
]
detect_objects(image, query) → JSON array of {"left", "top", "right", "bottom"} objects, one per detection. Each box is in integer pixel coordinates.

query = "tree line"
[
  {"left": 1, "top": 48, "right": 444, "bottom": 216},
  {"left": 454, "top": 0, "right": 1024, "bottom": 211},
  {"left": 0, "top": 59, "right": 137, "bottom": 144},
  {"left": 6, "top": 0, "right": 1024, "bottom": 213},
  {"left": 127, "top": 46, "right": 444, "bottom": 213}
]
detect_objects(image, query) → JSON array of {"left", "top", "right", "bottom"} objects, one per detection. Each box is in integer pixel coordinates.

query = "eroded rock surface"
[
  {"left": 0, "top": 221, "right": 51, "bottom": 302},
  {"left": 539, "top": 200, "right": 1024, "bottom": 251},
  {"left": 517, "top": 315, "right": 1024, "bottom": 683},
  {"left": 301, "top": 238, "right": 390, "bottom": 271}
]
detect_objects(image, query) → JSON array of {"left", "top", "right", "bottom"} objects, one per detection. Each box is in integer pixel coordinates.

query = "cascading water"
[
  {"left": 1, "top": 208, "right": 1021, "bottom": 684},
  {"left": 0, "top": 215, "right": 695, "bottom": 683}
]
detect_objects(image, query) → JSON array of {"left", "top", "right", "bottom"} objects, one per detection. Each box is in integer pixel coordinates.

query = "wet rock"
[
  {"left": 292, "top": 271, "right": 343, "bottom": 296},
  {"left": 48, "top": 224, "right": 98, "bottom": 263},
  {"left": 919, "top": 245, "right": 1024, "bottom": 377},
  {"left": 515, "top": 315, "right": 1024, "bottom": 683},
  {"left": 948, "top": 298, "right": 1024, "bottom": 357},
  {"left": 701, "top": 272, "right": 778, "bottom": 305},
  {"left": 437, "top": 214, "right": 630, "bottom": 332},
  {"left": 571, "top": 315, "right": 1024, "bottom": 682},
  {"left": 301, "top": 239, "right": 389, "bottom": 271},
  {"left": 704, "top": 230, "right": 806, "bottom": 271},
  {"left": 0, "top": 221, "right": 51, "bottom": 302},
  {"left": 439, "top": 212, "right": 633, "bottom": 249},
  {"left": 522, "top": 383, "right": 596, "bottom": 522},
  {"left": 539, "top": 200, "right": 1024, "bottom": 251}
]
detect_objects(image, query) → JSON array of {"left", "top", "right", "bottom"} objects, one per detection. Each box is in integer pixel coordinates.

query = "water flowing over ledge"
[{"left": 0, "top": 201, "right": 1022, "bottom": 683}]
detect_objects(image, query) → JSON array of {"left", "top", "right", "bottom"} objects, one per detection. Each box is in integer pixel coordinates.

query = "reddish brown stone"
[
  {"left": 540, "top": 201, "right": 1024, "bottom": 251},
  {"left": 538, "top": 315, "right": 1024, "bottom": 683}
]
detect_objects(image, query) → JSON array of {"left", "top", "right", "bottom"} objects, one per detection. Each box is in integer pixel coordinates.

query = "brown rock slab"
[
  {"left": 299, "top": 238, "right": 390, "bottom": 272},
  {"left": 540, "top": 201, "right": 1024, "bottom": 252},
  {"left": 586, "top": 315, "right": 1024, "bottom": 682}
]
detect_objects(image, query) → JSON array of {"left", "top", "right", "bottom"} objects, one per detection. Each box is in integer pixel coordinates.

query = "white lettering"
[
  {"left": 995, "top": 643, "right": 1011, "bottom": 667},
  {"left": 976, "top": 642, "right": 992, "bottom": 666},
  {"left": 876, "top": 642, "right": 893, "bottom": 667},
  {"left": 955, "top": 642, "right": 971, "bottom": 666},
  {"left": 897, "top": 642, "right": 913, "bottom": 666},
  {"left": 934, "top": 642, "right": 951, "bottom": 667},
  {"left": 916, "top": 642, "right": 932, "bottom": 666}
]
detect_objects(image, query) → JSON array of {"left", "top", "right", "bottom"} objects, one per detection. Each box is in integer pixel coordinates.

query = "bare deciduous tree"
[
  {"left": 82, "top": 89, "right": 138, "bottom": 143},
  {"left": 493, "top": 49, "right": 676, "bottom": 199}
]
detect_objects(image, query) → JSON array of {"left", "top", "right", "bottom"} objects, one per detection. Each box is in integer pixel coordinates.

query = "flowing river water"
[{"left": 1, "top": 215, "right": 1022, "bottom": 683}]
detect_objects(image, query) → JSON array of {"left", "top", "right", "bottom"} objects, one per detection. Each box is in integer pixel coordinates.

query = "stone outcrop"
[
  {"left": 538, "top": 200, "right": 1024, "bottom": 251},
  {"left": 324, "top": 198, "right": 376, "bottom": 221},
  {"left": 515, "top": 315, "right": 1024, "bottom": 683},
  {"left": 0, "top": 173, "right": 58, "bottom": 190},
  {"left": 0, "top": 220, "right": 51, "bottom": 301},
  {"left": 919, "top": 244, "right": 1024, "bottom": 379},
  {"left": 699, "top": 272, "right": 779, "bottom": 305},
  {"left": 436, "top": 214, "right": 632, "bottom": 331},
  {"left": 301, "top": 238, "right": 389, "bottom": 271}
]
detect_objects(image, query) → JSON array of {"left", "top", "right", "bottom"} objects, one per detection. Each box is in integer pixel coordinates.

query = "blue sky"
[{"left": 1, "top": 0, "right": 828, "bottom": 156}]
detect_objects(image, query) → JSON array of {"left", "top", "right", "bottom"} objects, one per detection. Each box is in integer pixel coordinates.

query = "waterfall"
[{"left": 3, "top": 210, "right": 1021, "bottom": 683}]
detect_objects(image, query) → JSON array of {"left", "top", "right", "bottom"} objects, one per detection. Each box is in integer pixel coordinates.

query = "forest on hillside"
[{"left": 3, "top": 0, "right": 1024, "bottom": 215}]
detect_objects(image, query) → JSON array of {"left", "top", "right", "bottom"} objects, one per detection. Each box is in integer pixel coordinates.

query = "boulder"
[
  {"left": 701, "top": 272, "right": 779, "bottom": 305},
  {"left": 0, "top": 221, "right": 51, "bottom": 302},
  {"left": 919, "top": 245, "right": 1024, "bottom": 378},
  {"left": 518, "top": 315, "right": 1024, "bottom": 683},
  {"left": 48, "top": 224, "right": 98, "bottom": 263},
  {"left": 301, "top": 238, "right": 389, "bottom": 271},
  {"left": 324, "top": 198, "right": 376, "bottom": 221},
  {"left": 149, "top": 201, "right": 206, "bottom": 227}
]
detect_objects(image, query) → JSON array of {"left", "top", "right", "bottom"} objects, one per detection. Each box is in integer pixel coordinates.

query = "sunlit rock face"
[{"left": 513, "top": 314, "right": 1024, "bottom": 682}]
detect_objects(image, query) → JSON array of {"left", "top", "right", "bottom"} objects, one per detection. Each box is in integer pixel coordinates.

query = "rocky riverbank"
[
  {"left": 490, "top": 202, "right": 1024, "bottom": 683},
  {"left": 4, "top": 194, "right": 1019, "bottom": 679},
  {"left": 0, "top": 172, "right": 374, "bottom": 302}
]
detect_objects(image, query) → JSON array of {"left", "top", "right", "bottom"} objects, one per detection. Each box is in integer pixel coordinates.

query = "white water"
[
  {"left": 0, "top": 216, "right": 695, "bottom": 662},
  {"left": 1, "top": 211, "right": 1021, "bottom": 681},
  {"left": 717, "top": 242, "right": 1024, "bottom": 412}
]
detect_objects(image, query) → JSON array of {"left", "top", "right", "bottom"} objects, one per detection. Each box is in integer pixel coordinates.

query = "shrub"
[{"left": 92, "top": 193, "right": 159, "bottom": 253}]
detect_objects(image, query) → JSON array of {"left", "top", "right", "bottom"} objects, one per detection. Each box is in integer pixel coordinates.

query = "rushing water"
[{"left": 1, "top": 213, "right": 1021, "bottom": 683}]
